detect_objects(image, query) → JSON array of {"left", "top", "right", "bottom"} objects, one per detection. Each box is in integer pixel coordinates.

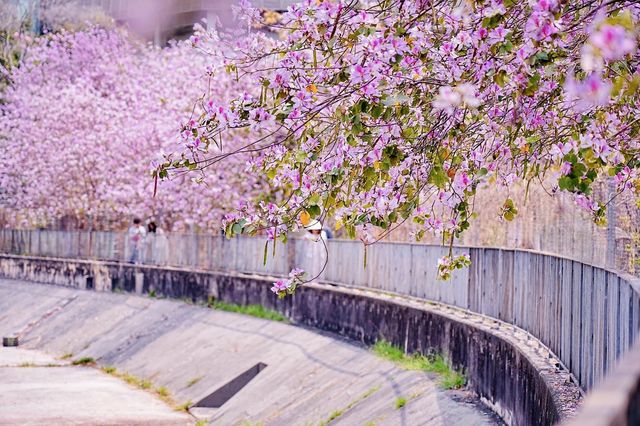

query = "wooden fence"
[{"left": 1, "top": 229, "right": 638, "bottom": 392}]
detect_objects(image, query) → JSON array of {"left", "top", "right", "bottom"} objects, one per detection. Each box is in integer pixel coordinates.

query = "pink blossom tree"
[
  {"left": 158, "top": 0, "right": 640, "bottom": 290},
  {"left": 0, "top": 26, "right": 260, "bottom": 230}
]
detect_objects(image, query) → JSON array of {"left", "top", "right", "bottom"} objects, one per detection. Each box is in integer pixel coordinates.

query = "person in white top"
[
  {"left": 127, "top": 218, "right": 146, "bottom": 264},
  {"left": 146, "top": 220, "right": 169, "bottom": 265}
]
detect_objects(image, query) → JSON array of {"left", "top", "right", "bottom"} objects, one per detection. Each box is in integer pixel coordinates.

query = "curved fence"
[{"left": 1, "top": 229, "right": 638, "bottom": 392}]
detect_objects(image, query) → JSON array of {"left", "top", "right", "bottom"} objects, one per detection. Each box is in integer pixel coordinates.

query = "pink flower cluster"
[
  {"left": 160, "top": 0, "right": 640, "bottom": 282},
  {"left": 271, "top": 268, "right": 306, "bottom": 297}
]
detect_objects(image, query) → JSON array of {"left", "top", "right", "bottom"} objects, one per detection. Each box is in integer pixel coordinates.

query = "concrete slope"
[{"left": 0, "top": 279, "right": 499, "bottom": 425}]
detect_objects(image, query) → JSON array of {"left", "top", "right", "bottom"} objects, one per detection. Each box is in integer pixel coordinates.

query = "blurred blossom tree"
[
  {"left": 157, "top": 0, "right": 640, "bottom": 288},
  {"left": 0, "top": 2, "right": 30, "bottom": 89},
  {"left": 0, "top": 26, "right": 262, "bottom": 230},
  {"left": 0, "top": 0, "right": 112, "bottom": 93}
]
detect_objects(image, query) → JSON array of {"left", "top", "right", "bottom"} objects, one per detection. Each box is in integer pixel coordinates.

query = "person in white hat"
[
  {"left": 302, "top": 219, "right": 328, "bottom": 281},
  {"left": 304, "top": 219, "right": 328, "bottom": 241}
]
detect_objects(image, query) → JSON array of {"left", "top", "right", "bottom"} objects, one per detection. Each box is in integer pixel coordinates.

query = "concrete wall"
[{"left": 0, "top": 254, "right": 581, "bottom": 426}]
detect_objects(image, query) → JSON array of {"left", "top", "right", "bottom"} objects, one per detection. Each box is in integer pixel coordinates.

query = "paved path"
[
  {"left": 0, "top": 279, "right": 500, "bottom": 425},
  {"left": 0, "top": 347, "right": 191, "bottom": 426}
]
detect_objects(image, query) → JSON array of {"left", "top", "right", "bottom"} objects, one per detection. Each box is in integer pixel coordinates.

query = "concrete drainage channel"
[
  {"left": 0, "top": 255, "right": 583, "bottom": 425},
  {"left": 0, "top": 278, "right": 502, "bottom": 426}
]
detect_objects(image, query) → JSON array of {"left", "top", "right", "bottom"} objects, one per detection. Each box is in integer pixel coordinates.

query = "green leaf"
[
  {"left": 428, "top": 165, "right": 448, "bottom": 188},
  {"left": 231, "top": 222, "right": 243, "bottom": 235},
  {"left": 493, "top": 70, "right": 509, "bottom": 87},
  {"left": 307, "top": 205, "right": 321, "bottom": 218},
  {"left": 523, "top": 73, "right": 541, "bottom": 96},
  {"left": 558, "top": 176, "right": 573, "bottom": 190},
  {"left": 263, "top": 240, "right": 269, "bottom": 266},
  {"left": 309, "top": 193, "right": 321, "bottom": 205},
  {"left": 371, "top": 104, "right": 384, "bottom": 119}
]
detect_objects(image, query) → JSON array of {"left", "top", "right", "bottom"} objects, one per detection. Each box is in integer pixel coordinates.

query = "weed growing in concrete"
[
  {"left": 120, "top": 369, "right": 153, "bottom": 390},
  {"left": 209, "top": 300, "right": 288, "bottom": 322},
  {"left": 60, "top": 353, "right": 73, "bottom": 360},
  {"left": 97, "top": 366, "right": 186, "bottom": 410},
  {"left": 176, "top": 400, "right": 192, "bottom": 412},
  {"left": 155, "top": 385, "right": 172, "bottom": 404},
  {"left": 71, "top": 357, "right": 96, "bottom": 366},
  {"left": 395, "top": 397, "right": 407, "bottom": 409},
  {"left": 371, "top": 341, "right": 466, "bottom": 390},
  {"left": 186, "top": 376, "right": 203, "bottom": 387},
  {"left": 17, "top": 362, "right": 64, "bottom": 368},
  {"left": 156, "top": 385, "right": 169, "bottom": 396},
  {"left": 122, "top": 372, "right": 142, "bottom": 387},
  {"left": 148, "top": 289, "right": 156, "bottom": 298},
  {"left": 194, "top": 420, "right": 208, "bottom": 426},
  {"left": 318, "top": 385, "right": 380, "bottom": 425},
  {"left": 101, "top": 365, "right": 117, "bottom": 374},
  {"left": 139, "top": 379, "right": 153, "bottom": 390}
]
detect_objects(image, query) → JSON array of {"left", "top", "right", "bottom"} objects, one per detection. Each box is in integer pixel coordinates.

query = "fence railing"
[{"left": 1, "top": 229, "right": 638, "bottom": 393}]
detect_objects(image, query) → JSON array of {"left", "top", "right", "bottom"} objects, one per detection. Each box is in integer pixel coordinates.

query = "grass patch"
[
  {"left": 71, "top": 357, "right": 96, "bottom": 366},
  {"left": 441, "top": 371, "right": 467, "bottom": 389},
  {"left": 209, "top": 299, "right": 287, "bottom": 322},
  {"left": 18, "top": 362, "right": 36, "bottom": 367},
  {"left": 194, "top": 420, "right": 208, "bottom": 426},
  {"left": 186, "top": 375, "right": 203, "bottom": 387},
  {"left": 60, "top": 353, "right": 73, "bottom": 360},
  {"left": 318, "top": 386, "right": 380, "bottom": 425},
  {"left": 372, "top": 341, "right": 466, "bottom": 390},
  {"left": 395, "top": 397, "right": 407, "bottom": 409},
  {"left": 148, "top": 289, "right": 157, "bottom": 298}
]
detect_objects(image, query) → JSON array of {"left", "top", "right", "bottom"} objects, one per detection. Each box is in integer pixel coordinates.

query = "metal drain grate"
[{"left": 194, "top": 362, "right": 267, "bottom": 408}]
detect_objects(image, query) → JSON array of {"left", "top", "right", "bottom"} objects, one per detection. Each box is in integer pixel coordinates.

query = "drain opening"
[{"left": 194, "top": 362, "right": 267, "bottom": 408}]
